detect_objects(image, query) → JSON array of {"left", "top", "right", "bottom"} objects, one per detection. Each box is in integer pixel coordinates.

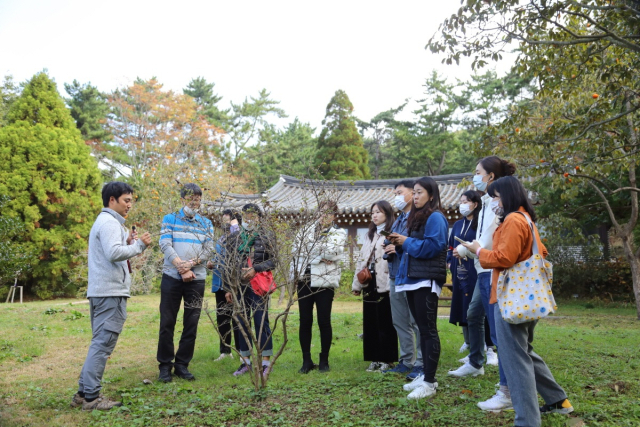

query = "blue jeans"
[
  {"left": 494, "top": 304, "right": 567, "bottom": 427},
  {"left": 466, "top": 272, "right": 507, "bottom": 386}
]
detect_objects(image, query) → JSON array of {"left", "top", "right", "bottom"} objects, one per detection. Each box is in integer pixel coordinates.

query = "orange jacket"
[{"left": 478, "top": 207, "right": 548, "bottom": 304}]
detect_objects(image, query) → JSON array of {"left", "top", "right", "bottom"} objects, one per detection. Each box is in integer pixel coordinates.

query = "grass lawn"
[{"left": 0, "top": 294, "right": 638, "bottom": 426}]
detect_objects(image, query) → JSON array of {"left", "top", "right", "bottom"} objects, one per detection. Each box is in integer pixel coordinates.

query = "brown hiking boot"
[
  {"left": 70, "top": 393, "right": 85, "bottom": 408},
  {"left": 71, "top": 393, "right": 103, "bottom": 408},
  {"left": 82, "top": 396, "right": 122, "bottom": 411}
]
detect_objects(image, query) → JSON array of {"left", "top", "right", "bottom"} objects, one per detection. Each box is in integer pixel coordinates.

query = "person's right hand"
[
  {"left": 384, "top": 244, "right": 396, "bottom": 255},
  {"left": 140, "top": 232, "right": 152, "bottom": 246},
  {"left": 181, "top": 270, "right": 196, "bottom": 282},
  {"left": 452, "top": 247, "right": 462, "bottom": 260},
  {"left": 225, "top": 292, "right": 232, "bottom": 303}
]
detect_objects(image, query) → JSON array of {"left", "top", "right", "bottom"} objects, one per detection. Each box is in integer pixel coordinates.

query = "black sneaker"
[
  {"left": 159, "top": 366, "right": 172, "bottom": 382},
  {"left": 540, "top": 399, "right": 574, "bottom": 415},
  {"left": 174, "top": 364, "right": 195, "bottom": 380}
]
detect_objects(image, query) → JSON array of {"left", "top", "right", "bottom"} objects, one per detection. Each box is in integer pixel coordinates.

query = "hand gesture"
[
  {"left": 127, "top": 229, "right": 138, "bottom": 245},
  {"left": 242, "top": 267, "right": 256, "bottom": 281},
  {"left": 383, "top": 244, "right": 396, "bottom": 255},
  {"left": 140, "top": 232, "right": 152, "bottom": 247},
  {"left": 460, "top": 240, "right": 481, "bottom": 254},
  {"left": 181, "top": 270, "right": 196, "bottom": 282},
  {"left": 388, "top": 233, "right": 407, "bottom": 246}
]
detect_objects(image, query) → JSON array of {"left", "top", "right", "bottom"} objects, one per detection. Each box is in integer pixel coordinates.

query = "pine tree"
[
  {"left": 64, "top": 80, "right": 112, "bottom": 142},
  {"left": 183, "top": 77, "right": 230, "bottom": 127},
  {"left": 315, "top": 90, "right": 369, "bottom": 180},
  {"left": 0, "top": 72, "right": 103, "bottom": 298}
]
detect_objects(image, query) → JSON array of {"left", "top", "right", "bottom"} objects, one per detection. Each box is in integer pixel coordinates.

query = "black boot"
[
  {"left": 158, "top": 365, "right": 172, "bottom": 382},
  {"left": 318, "top": 352, "right": 330, "bottom": 372},
  {"left": 298, "top": 352, "right": 317, "bottom": 374}
]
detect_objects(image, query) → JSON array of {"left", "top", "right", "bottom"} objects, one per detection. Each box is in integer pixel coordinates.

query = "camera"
[{"left": 382, "top": 239, "right": 394, "bottom": 261}]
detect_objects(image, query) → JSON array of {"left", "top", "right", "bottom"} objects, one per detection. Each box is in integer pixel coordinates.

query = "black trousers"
[
  {"left": 362, "top": 275, "right": 398, "bottom": 363},
  {"left": 215, "top": 288, "right": 238, "bottom": 354},
  {"left": 297, "top": 279, "right": 334, "bottom": 356},
  {"left": 157, "top": 274, "right": 205, "bottom": 368},
  {"left": 406, "top": 287, "right": 440, "bottom": 383}
]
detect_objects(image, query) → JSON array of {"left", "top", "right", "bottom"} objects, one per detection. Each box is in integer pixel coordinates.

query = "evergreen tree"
[
  {"left": 183, "top": 77, "right": 229, "bottom": 126},
  {"left": 315, "top": 90, "right": 369, "bottom": 180},
  {"left": 64, "top": 80, "right": 112, "bottom": 143},
  {"left": 0, "top": 75, "right": 20, "bottom": 127},
  {"left": 0, "top": 72, "right": 103, "bottom": 298}
]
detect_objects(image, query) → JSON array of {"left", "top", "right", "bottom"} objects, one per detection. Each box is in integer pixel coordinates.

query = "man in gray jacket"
[{"left": 72, "top": 182, "right": 152, "bottom": 411}]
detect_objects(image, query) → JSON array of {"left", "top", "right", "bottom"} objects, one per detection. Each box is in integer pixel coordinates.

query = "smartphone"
[
  {"left": 454, "top": 236, "right": 469, "bottom": 245},
  {"left": 379, "top": 230, "right": 391, "bottom": 237}
]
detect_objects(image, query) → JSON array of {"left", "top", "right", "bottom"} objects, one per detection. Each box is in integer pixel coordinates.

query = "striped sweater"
[{"left": 159, "top": 208, "right": 215, "bottom": 281}]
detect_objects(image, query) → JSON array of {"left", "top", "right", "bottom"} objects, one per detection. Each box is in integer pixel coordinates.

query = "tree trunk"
[{"left": 621, "top": 238, "right": 640, "bottom": 320}]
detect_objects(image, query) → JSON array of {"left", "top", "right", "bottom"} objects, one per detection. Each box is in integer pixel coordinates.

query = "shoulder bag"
[
  {"left": 356, "top": 236, "right": 380, "bottom": 286},
  {"left": 496, "top": 212, "right": 557, "bottom": 324}
]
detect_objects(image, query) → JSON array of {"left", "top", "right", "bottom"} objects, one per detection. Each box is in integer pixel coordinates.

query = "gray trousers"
[
  {"left": 389, "top": 278, "right": 423, "bottom": 367},
  {"left": 494, "top": 304, "right": 567, "bottom": 427},
  {"left": 78, "top": 297, "right": 127, "bottom": 399}
]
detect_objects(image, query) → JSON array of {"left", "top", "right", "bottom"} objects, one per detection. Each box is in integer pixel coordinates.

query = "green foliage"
[
  {"left": 0, "top": 72, "right": 103, "bottom": 299},
  {"left": 64, "top": 80, "right": 112, "bottom": 143},
  {"left": 245, "top": 118, "right": 318, "bottom": 190},
  {"left": 0, "top": 196, "right": 36, "bottom": 287},
  {"left": 0, "top": 75, "right": 20, "bottom": 127},
  {"left": 183, "top": 76, "right": 230, "bottom": 127},
  {"left": 316, "top": 90, "right": 369, "bottom": 180}
]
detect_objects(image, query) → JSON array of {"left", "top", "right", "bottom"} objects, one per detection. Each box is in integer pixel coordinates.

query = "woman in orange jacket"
[{"left": 461, "top": 177, "right": 572, "bottom": 427}]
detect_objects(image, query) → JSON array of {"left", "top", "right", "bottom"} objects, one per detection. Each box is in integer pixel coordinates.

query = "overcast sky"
[{"left": 0, "top": 0, "right": 514, "bottom": 131}]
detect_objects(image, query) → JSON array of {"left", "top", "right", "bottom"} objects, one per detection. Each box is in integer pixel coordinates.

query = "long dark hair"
[
  {"left": 487, "top": 176, "right": 536, "bottom": 223},
  {"left": 407, "top": 177, "right": 442, "bottom": 232},
  {"left": 479, "top": 156, "right": 517, "bottom": 181},
  {"left": 367, "top": 200, "right": 394, "bottom": 240},
  {"left": 461, "top": 190, "right": 483, "bottom": 231}
]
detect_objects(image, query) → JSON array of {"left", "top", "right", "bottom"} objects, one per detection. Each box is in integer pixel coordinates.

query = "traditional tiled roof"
[{"left": 206, "top": 173, "right": 474, "bottom": 215}]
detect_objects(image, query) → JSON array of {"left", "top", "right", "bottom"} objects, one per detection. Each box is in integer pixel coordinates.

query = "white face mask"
[
  {"left": 394, "top": 194, "right": 408, "bottom": 210},
  {"left": 459, "top": 203, "right": 473, "bottom": 217},
  {"left": 490, "top": 199, "right": 504, "bottom": 217},
  {"left": 183, "top": 206, "right": 197, "bottom": 218},
  {"left": 376, "top": 224, "right": 386, "bottom": 234},
  {"left": 243, "top": 219, "right": 255, "bottom": 231},
  {"left": 473, "top": 174, "right": 488, "bottom": 192}
]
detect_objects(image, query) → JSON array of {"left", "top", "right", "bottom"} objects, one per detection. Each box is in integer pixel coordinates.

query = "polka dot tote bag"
[{"left": 496, "top": 212, "right": 557, "bottom": 324}]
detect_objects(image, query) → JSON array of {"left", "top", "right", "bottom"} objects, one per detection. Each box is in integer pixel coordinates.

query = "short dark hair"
[
  {"left": 407, "top": 177, "right": 442, "bottom": 232},
  {"left": 367, "top": 200, "right": 395, "bottom": 240},
  {"left": 180, "top": 183, "right": 202, "bottom": 199},
  {"left": 222, "top": 208, "right": 242, "bottom": 224},
  {"left": 242, "top": 203, "right": 263, "bottom": 218},
  {"left": 394, "top": 179, "right": 415, "bottom": 190},
  {"left": 487, "top": 176, "right": 536, "bottom": 223},
  {"left": 102, "top": 181, "right": 134, "bottom": 207}
]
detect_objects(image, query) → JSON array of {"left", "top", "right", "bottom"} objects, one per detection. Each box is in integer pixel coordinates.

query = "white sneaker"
[
  {"left": 407, "top": 381, "right": 437, "bottom": 399},
  {"left": 214, "top": 352, "right": 233, "bottom": 362},
  {"left": 477, "top": 390, "right": 513, "bottom": 412},
  {"left": 459, "top": 342, "right": 469, "bottom": 353},
  {"left": 366, "top": 362, "right": 380, "bottom": 372},
  {"left": 448, "top": 362, "right": 484, "bottom": 377},
  {"left": 458, "top": 355, "right": 469, "bottom": 364},
  {"left": 486, "top": 348, "right": 499, "bottom": 366},
  {"left": 403, "top": 374, "right": 425, "bottom": 391},
  {"left": 377, "top": 363, "right": 390, "bottom": 372}
]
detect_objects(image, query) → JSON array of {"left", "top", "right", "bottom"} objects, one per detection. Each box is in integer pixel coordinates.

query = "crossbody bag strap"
[
  {"left": 510, "top": 211, "right": 539, "bottom": 256},
  {"left": 365, "top": 235, "right": 381, "bottom": 265}
]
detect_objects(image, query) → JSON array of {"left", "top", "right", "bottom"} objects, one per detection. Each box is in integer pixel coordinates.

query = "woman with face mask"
[
  {"left": 447, "top": 190, "right": 482, "bottom": 353},
  {"left": 351, "top": 200, "right": 398, "bottom": 372},
  {"left": 460, "top": 177, "right": 573, "bottom": 427},
  {"left": 448, "top": 156, "right": 517, "bottom": 414}
]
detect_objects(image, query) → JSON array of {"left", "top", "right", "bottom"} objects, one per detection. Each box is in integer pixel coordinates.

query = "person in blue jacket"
[
  {"left": 447, "top": 190, "right": 482, "bottom": 352},
  {"left": 209, "top": 209, "right": 241, "bottom": 361},
  {"left": 389, "top": 177, "right": 448, "bottom": 400}
]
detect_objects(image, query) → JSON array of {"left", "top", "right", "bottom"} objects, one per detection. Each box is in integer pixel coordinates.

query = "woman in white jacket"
[
  {"left": 447, "top": 156, "right": 517, "bottom": 413},
  {"left": 352, "top": 200, "right": 397, "bottom": 372},
  {"left": 295, "top": 200, "right": 347, "bottom": 373}
]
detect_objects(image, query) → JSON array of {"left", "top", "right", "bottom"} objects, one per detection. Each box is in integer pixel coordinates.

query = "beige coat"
[{"left": 351, "top": 232, "right": 390, "bottom": 293}]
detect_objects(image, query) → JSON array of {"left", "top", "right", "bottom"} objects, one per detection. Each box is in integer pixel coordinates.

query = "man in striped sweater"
[{"left": 157, "top": 183, "right": 214, "bottom": 382}]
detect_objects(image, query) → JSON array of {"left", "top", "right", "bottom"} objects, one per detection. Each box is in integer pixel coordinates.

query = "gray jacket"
[{"left": 87, "top": 208, "right": 147, "bottom": 298}]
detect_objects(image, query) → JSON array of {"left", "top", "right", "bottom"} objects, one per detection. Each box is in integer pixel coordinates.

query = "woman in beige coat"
[{"left": 352, "top": 200, "right": 398, "bottom": 372}]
